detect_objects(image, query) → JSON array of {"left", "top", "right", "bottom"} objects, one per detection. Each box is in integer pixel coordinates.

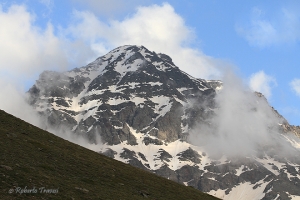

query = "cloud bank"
[
  {"left": 0, "top": 3, "right": 96, "bottom": 134},
  {"left": 0, "top": 5, "right": 67, "bottom": 79},
  {"left": 189, "top": 70, "right": 291, "bottom": 158}
]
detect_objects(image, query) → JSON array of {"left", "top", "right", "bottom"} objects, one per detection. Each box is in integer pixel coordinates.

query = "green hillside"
[{"left": 0, "top": 110, "right": 219, "bottom": 200}]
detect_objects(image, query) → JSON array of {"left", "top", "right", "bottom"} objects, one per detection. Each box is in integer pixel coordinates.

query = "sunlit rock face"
[{"left": 28, "top": 45, "right": 300, "bottom": 200}]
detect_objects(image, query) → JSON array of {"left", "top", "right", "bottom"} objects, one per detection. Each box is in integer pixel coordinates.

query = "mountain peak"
[
  {"left": 97, "top": 45, "right": 177, "bottom": 75},
  {"left": 27, "top": 45, "right": 300, "bottom": 200},
  {"left": 28, "top": 45, "right": 217, "bottom": 143}
]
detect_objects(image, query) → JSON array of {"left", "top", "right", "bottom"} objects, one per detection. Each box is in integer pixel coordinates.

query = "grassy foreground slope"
[{"left": 0, "top": 110, "right": 219, "bottom": 200}]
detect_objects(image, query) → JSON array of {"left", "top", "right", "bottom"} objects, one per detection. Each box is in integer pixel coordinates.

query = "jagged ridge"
[{"left": 28, "top": 45, "right": 300, "bottom": 200}]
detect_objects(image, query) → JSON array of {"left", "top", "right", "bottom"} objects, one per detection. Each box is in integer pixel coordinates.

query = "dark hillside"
[{"left": 0, "top": 110, "right": 218, "bottom": 200}]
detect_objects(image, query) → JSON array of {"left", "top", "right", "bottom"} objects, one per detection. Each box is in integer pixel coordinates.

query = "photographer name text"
[{"left": 9, "top": 186, "right": 59, "bottom": 194}]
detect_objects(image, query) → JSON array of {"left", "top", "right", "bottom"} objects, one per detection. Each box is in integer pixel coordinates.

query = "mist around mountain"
[{"left": 4, "top": 45, "right": 300, "bottom": 199}]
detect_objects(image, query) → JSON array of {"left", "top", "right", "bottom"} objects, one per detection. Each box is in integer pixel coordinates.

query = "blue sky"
[{"left": 0, "top": 0, "right": 299, "bottom": 125}]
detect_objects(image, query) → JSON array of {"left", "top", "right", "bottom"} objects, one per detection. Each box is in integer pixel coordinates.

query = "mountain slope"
[
  {"left": 27, "top": 45, "right": 300, "bottom": 200},
  {"left": 0, "top": 109, "right": 218, "bottom": 200},
  {"left": 28, "top": 45, "right": 220, "bottom": 145}
]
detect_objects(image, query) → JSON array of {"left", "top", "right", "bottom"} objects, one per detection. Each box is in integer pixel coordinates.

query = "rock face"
[
  {"left": 28, "top": 45, "right": 217, "bottom": 145},
  {"left": 28, "top": 45, "right": 300, "bottom": 200}
]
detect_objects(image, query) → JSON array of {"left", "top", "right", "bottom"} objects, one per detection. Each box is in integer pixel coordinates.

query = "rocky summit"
[{"left": 28, "top": 45, "right": 300, "bottom": 200}]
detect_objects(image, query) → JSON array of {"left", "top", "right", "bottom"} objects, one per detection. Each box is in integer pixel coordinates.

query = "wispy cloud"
[
  {"left": 71, "top": 0, "right": 146, "bottom": 16},
  {"left": 249, "top": 70, "right": 276, "bottom": 99},
  {"left": 236, "top": 7, "right": 300, "bottom": 48},
  {"left": 39, "top": 0, "right": 54, "bottom": 15},
  {"left": 290, "top": 79, "right": 300, "bottom": 97},
  {"left": 189, "top": 69, "right": 285, "bottom": 157}
]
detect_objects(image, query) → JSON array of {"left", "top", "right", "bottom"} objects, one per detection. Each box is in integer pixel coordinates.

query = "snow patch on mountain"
[{"left": 28, "top": 45, "right": 300, "bottom": 200}]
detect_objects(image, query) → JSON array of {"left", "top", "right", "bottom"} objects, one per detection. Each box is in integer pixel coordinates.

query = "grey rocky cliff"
[
  {"left": 28, "top": 45, "right": 217, "bottom": 145},
  {"left": 27, "top": 45, "right": 300, "bottom": 200}
]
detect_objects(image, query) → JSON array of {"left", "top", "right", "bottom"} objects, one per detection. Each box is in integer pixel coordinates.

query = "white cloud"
[
  {"left": 0, "top": 4, "right": 98, "bottom": 83},
  {"left": 290, "top": 79, "right": 300, "bottom": 97},
  {"left": 0, "top": 3, "right": 222, "bottom": 84},
  {"left": 189, "top": 69, "right": 287, "bottom": 157},
  {"left": 236, "top": 7, "right": 300, "bottom": 47},
  {"left": 65, "top": 3, "right": 221, "bottom": 79},
  {"left": 0, "top": 3, "right": 100, "bottom": 129},
  {"left": 0, "top": 5, "right": 67, "bottom": 78},
  {"left": 249, "top": 71, "right": 276, "bottom": 98},
  {"left": 0, "top": 80, "right": 42, "bottom": 127}
]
